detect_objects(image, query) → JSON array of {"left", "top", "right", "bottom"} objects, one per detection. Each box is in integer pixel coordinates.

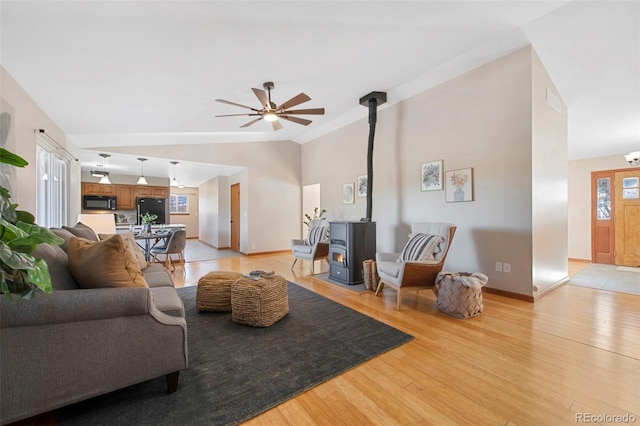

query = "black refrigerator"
[{"left": 136, "top": 198, "right": 166, "bottom": 225}]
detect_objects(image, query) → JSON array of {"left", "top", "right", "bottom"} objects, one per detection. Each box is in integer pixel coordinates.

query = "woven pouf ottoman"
[
  {"left": 231, "top": 274, "right": 289, "bottom": 327},
  {"left": 196, "top": 271, "right": 243, "bottom": 312},
  {"left": 434, "top": 272, "right": 488, "bottom": 319}
]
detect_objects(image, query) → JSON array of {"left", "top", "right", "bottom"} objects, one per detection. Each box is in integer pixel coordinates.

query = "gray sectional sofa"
[{"left": 0, "top": 230, "right": 188, "bottom": 425}]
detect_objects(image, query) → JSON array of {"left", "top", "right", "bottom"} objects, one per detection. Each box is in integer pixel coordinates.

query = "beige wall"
[
  {"left": 303, "top": 46, "right": 567, "bottom": 297},
  {"left": 568, "top": 155, "right": 631, "bottom": 260},
  {"left": 199, "top": 175, "right": 231, "bottom": 248},
  {"left": 169, "top": 186, "right": 199, "bottom": 238},
  {"left": 531, "top": 49, "right": 569, "bottom": 296},
  {"left": 1, "top": 66, "right": 82, "bottom": 223}
]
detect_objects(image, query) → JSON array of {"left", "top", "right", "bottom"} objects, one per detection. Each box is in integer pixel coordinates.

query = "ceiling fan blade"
[
  {"left": 240, "top": 117, "right": 263, "bottom": 128},
  {"left": 279, "top": 115, "right": 312, "bottom": 126},
  {"left": 216, "top": 99, "right": 260, "bottom": 111},
  {"left": 215, "top": 113, "right": 260, "bottom": 117},
  {"left": 271, "top": 120, "right": 283, "bottom": 131},
  {"left": 281, "top": 108, "right": 325, "bottom": 115},
  {"left": 251, "top": 88, "right": 270, "bottom": 110},
  {"left": 277, "top": 93, "right": 311, "bottom": 111}
]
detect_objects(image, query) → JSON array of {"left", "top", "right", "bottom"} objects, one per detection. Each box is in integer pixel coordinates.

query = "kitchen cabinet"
[
  {"left": 116, "top": 185, "right": 135, "bottom": 210},
  {"left": 135, "top": 186, "right": 168, "bottom": 199},
  {"left": 82, "top": 182, "right": 116, "bottom": 196},
  {"left": 82, "top": 183, "right": 169, "bottom": 210}
]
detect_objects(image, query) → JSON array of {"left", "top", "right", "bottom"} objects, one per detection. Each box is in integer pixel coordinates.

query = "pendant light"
[
  {"left": 170, "top": 161, "right": 180, "bottom": 187},
  {"left": 136, "top": 158, "right": 149, "bottom": 185},
  {"left": 98, "top": 153, "right": 111, "bottom": 184}
]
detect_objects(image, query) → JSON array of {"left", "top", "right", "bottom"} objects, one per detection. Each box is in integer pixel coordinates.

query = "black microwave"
[{"left": 83, "top": 195, "right": 117, "bottom": 210}]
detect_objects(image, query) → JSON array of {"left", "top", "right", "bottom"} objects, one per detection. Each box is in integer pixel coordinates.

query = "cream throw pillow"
[
  {"left": 67, "top": 235, "right": 148, "bottom": 289},
  {"left": 99, "top": 231, "right": 148, "bottom": 270}
]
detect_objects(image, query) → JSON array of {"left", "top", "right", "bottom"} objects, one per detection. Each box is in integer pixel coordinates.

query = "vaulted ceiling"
[{"left": 2, "top": 1, "right": 638, "bottom": 185}]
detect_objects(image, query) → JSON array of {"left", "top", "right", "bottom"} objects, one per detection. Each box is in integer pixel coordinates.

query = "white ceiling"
[{"left": 2, "top": 1, "right": 639, "bottom": 186}]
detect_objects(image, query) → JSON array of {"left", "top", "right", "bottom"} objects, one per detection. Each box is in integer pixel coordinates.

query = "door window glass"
[
  {"left": 622, "top": 177, "right": 639, "bottom": 199},
  {"left": 596, "top": 177, "right": 611, "bottom": 220}
]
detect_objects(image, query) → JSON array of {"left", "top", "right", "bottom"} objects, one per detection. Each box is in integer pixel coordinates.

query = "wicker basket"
[
  {"left": 231, "top": 275, "right": 289, "bottom": 327},
  {"left": 434, "top": 272, "right": 488, "bottom": 319},
  {"left": 196, "top": 271, "right": 243, "bottom": 312}
]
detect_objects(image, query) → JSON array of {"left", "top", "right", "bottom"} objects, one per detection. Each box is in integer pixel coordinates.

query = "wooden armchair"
[
  {"left": 375, "top": 223, "right": 456, "bottom": 309},
  {"left": 290, "top": 220, "right": 329, "bottom": 274}
]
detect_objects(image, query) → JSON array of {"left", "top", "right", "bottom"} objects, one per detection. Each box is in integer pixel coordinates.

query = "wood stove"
[{"left": 328, "top": 221, "right": 376, "bottom": 285}]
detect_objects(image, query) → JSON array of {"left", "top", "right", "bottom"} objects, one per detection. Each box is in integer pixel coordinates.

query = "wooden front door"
[
  {"left": 614, "top": 169, "right": 640, "bottom": 266},
  {"left": 592, "top": 170, "right": 615, "bottom": 264},
  {"left": 230, "top": 183, "right": 240, "bottom": 252}
]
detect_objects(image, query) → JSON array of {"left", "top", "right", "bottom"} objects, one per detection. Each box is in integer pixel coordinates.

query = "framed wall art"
[
  {"left": 445, "top": 168, "right": 474, "bottom": 202},
  {"left": 342, "top": 183, "right": 355, "bottom": 204},
  {"left": 421, "top": 160, "right": 443, "bottom": 191},
  {"left": 357, "top": 175, "right": 367, "bottom": 198}
]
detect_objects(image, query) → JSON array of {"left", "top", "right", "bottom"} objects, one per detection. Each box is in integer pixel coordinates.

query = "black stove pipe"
[{"left": 359, "top": 91, "right": 387, "bottom": 222}]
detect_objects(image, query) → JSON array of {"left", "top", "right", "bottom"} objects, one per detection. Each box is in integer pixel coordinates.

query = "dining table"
[{"left": 134, "top": 229, "right": 173, "bottom": 261}]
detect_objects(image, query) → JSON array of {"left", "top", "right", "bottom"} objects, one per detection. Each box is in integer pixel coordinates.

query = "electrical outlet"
[
  {"left": 251, "top": 244, "right": 256, "bottom": 250},
  {"left": 503, "top": 263, "right": 511, "bottom": 273},
  {"left": 495, "top": 261, "right": 503, "bottom": 272}
]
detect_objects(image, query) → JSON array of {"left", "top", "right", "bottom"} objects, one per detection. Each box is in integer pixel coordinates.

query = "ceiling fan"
[{"left": 215, "top": 82, "right": 325, "bottom": 131}]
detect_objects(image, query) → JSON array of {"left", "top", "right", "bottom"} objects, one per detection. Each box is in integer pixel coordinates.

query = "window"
[
  {"left": 36, "top": 143, "right": 69, "bottom": 227},
  {"left": 169, "top": 193, "right": 189, "bottom": 214}
]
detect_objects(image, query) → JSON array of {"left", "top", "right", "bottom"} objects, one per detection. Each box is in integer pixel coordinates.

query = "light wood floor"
[{"left": 165, "top": 256, "right": 639, "bottom": 426}]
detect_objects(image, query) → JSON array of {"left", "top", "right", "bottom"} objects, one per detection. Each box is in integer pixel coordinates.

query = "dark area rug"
[
  {"left": 314, "top": 272, "right": 369, "bottom": 293},
  {"left": 57, "top": 282, "right": 413, "bottom": 426}
]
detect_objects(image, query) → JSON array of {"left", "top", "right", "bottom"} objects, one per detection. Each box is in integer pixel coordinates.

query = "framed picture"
[
  {"left": 421, "top": 160, "right": 443, "bottom": 191},
  {"left": 445, "top": 168, "right": 474, "bottom": 202},
  {"left": 342, "top": 183, "right": 354, "bottom": 204},
  {"left": 357, "top": 175, "right": 367, "bottom": 197}
]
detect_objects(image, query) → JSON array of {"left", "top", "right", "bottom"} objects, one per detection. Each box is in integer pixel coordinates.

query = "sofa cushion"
[
  {"left": 150, "top": 286, "right": 185, "bottom": 317},
  {"left": 63, "top": 222, "right": 98, "bottom": 241},
  {"left": 67, "top": 235, "right": 148, "bottom": 289},
  {"left": 292, "top": 244, "right": 313, "bottom": 254},
  {"left": 99, "top": 232, "right": 148, "bottom": 271},
  {"left": 142, "top": 264, "right": 176, "bottom": 288},
  {"left": 399, "top": 233, "right": 444, "bottom": 262},
  {"left": 377, "top": 260, "right": 401, "bottom": 279},
  {"left": 32, "top": 243, "right": 80, "bottom": 290},
  {"left": 50, "top": 228, "right": 75, "bottom": 253}
]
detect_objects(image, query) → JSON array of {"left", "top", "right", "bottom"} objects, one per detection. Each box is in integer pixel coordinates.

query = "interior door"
[
  {"left": 592, "top": 171, "right": 615, "bottom": 264},
  {"left": 614, "top": 169, "right": 640, "bottom": 266},
  {"left": 230, "top": 183, "right": 240, "bottom": 252}
]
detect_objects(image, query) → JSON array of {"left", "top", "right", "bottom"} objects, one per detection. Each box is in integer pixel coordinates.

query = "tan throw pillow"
[
  {"left": 99, "top": 231, "right": 148, "bottom": 270},
  {"left": 67, "top": 235, "right": 148, "bottom": 289}
]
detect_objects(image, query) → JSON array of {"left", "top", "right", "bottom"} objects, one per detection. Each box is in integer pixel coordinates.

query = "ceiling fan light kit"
[
  {"left": 215, "top": 81, "right": 325, "bottom": 131},
  {"left": 624, "top": 151, "right": 640, "bottom": 166}
]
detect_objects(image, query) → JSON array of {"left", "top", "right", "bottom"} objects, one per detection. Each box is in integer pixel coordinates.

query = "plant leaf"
[
  {"left": 27, "top": 258, "right": 53, "bottom": 294},
  {"left": 16, "top": 210, "right": 35, "bottom": 224},
  {"left": 0, "top": 240, "right": 36, "bottom": 269},
  {"left": 0, "top": 195, "right": 17, "bottom": 223},
  {"left": 0, "top": 148, "right": 28, "bottom": 167},
  {"left": 15, "top": 222, "right": 64, "bottom": 245}
]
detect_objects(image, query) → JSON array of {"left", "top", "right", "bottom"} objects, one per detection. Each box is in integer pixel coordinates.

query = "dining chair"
[{"left": 150, "top": 230, "right": 187, "bottom": 271}]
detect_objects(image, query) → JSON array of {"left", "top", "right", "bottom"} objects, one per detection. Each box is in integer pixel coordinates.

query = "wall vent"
[{"left": 546, "top": 88, "right": 562, "bottom": 113}]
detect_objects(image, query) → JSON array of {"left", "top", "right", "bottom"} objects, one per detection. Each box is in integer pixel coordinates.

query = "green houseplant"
[
  {"left": 140, "top": 212, "right": 158, "bottom": 234},
  {"left": 0, "top": 148, "right": 64, "bottom": 298},
  {"left": 303, "top": 207, "right": 327, "bottom": 227}
]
